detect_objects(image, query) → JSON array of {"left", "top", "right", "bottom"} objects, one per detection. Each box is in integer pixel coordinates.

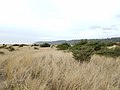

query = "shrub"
[
  {"left": 56, "top": 43, "right": 71, "bottom": 50},
  {"left": 0, "top": 51, "right": 5, "bottom": 55},
  {"left": 3, "top": 44, "right": 7, "bottom": 47},
  {"left": 72, "top": 46, "right": 94, "bottom": 63},
  {"left": 71, "top": 40, "right": 107, "bottom": 63},
  {"left": 32, "top": 44, "right": 40, "bottom": 46},
  {"left": 40, "top": 43, "right": 50, "bottom": 47},
  {"left": 12, "top": 44, "right": 19, "bottom": 46},
  {"left": 106, "top": 42, "right": 116, "bottom": 46},
  {"left": 34, "top": 47, "right": 39, "bottom": 50},
  {"left": 19, "top": 44, "right": 28, "bottom": 47},
  {"left": 0, "top": 44, "right": 7, "bottom": 49},
  {"left": 95, "top": 47, "right": 120, "bottom": 58},
  {"left": 19, "top": 44, "right": 24, "bottom": 47},
  {"left": 79, "top": 39, "right": 88, "bottom": 45},
  {"left": 70, "top": 39, "right": 88, "bottom": 51},
  {"left": 7, "top": 46, "right": 15, "bottom": 52},
  {"left": 87, "top": 41, "right": 106, "bottom": 51}
]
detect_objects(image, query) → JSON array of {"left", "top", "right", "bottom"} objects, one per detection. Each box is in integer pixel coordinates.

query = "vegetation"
[
  {"left": 71, "top": 40, "right": 92, "bottom": 62},
  {"left": 7, "top": 46, "right": 15, "bottom": 52},
  {"left": 19, "top": 44, "right": 24, "bottom": 47},
  {"left": 0, "top": 44, "right": 7, "bottom": 49},
  {"left": 35, "top": 37, "right": 120, "bottom": 45},
  {"left": 12, "top": 44, "right": 29, "bottom": 47},
  {"left": 56, "top": 43, "right": 71, "bottom": 50},
  {"left": 34, "top": 47, "right": 39, "bottom": 50},
  {"left": 72, "top": 46, "right": 94, "bottom": 63},
  {"left": 0, "top": 47, "right": 120, "bottom": 90},
  {"left": 32, "top": 44, "right": 40, "bottom": 46},
  {"left": 12, "top": 44, "right": 19, "bottom": 46},
  {"left": 96, "top": 47, "right": 120, "bottom": 58},
  {"left": 57, "top": 40, "right": 120, "bottom": 63},
  {"left": 40, "top": 43, "right": 50, "bottom": 47}
]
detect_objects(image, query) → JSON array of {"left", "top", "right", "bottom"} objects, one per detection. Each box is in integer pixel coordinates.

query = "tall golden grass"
[{"left": 0, "top": 46, "right": 120, "bottom": 90}]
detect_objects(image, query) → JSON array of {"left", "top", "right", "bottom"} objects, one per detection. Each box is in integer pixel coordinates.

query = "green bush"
[
  {"left": 56, "top": 43, "right": 71, "bottom": 50},
  {"left": 87, "top": 41, "right": 106, "bottom": 51},
  {"left": 33, "top": 44, "right": 40, "bottom": 46},
  {"left": 19, "top": 44, "right": 28, "bottom": 47},
  {"left": 72, "top": 46, "right": 94, "bottom": 63},
  {"left": 12, "top": 44, "right": 19, "bottom": 46},
  {"left": 40, "top": 43, "right": 50, "bottom": 47},
  {"left": 70, "top": 39, "right": 88, "bottom": 50},
  {"left": 71, "top": 40, "right": 107, "bottom": 63},
  {"left": 95, "top": 47, "right": 120, "bottom": 58}
]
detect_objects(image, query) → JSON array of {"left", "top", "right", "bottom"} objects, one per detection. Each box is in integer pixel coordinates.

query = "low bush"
[
  {"left": 34, "top": 47, "right": 39, "bottom": 50},
  {"left": 7, "top": 46, "right": 15, "bottom": 52},
  {"left": 19, "top": 44, "right": 28, "bottom": 47},
  {"left": 72, "top": 46, "right": 94, "bottom": 63},
  {"left": 56, "top": 43, "right": 71, "bottom": 50},
  {"left": 55, "top": 39, "right": 120, "bottom": 63},
  {"left": 71, "top": 40, "right": 114, "bottom": 63},
  {"left": 40, "top": 43, "right": 50, "bottom": 47},
  {"left": 12, "top": 44, "right": 19, "bottom": 46},
  {"left": 87, "top": 41, "right": 106, "bottom": 51},
  {"left": 95, "top": 47, "right": 120, "bottom": 58}
]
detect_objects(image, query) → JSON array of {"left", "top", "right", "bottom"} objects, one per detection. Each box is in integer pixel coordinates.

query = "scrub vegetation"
[{"left": 0, "top": 43, "right": 120, "bottom": 90}]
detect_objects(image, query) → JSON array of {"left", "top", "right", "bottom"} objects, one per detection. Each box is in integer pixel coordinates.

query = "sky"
[{"left": 0, "top": 0, "right": 120, "bottom": 43}]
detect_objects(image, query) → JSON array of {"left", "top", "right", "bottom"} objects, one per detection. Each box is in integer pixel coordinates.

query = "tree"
[{"left": 40, "top": 43, "right": 50, "bottom": 47}]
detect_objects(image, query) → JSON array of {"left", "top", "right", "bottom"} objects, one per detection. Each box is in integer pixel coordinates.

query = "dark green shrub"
[
  {"left": 3, "top": 44, "right": 7, "bottom": 47},
  {"left": 32, "top": 44, "right": 40, "bottom": 46},
  {"left": 72, "top": 46, "right": 94, "bottom": 63},
  {"left": 19, "top": 44, "right": 24, "bottom": 47},
  {"left": 95, "top": 47, "right": 120, "bottom": 58},
  {"left": 40, "top": 43, "right": 50, "bottom": 47},
  {"left": 87, "top": 41, "right": 106, "bottom": 51},
  {"left": 79, "top": 39, "right": 88, "bottom": 45},
  {"left": 71, "top": 41, "right": 107, "bottom": 63},
  {"left": 56, "top": 43, "right": 71, "bottom": 50},
  {"left": 70, "top": 39, "right": 89, "bottom": 51},
  {"left": 19, "top": 44, "right": 28, "bottom": 47},
  {"left": 12, "top": 44, "right": 19, "bottom": 46}
]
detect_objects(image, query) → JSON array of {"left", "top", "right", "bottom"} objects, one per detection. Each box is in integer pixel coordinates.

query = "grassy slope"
[{"left": 0, "top": 46, "right": 120, "bottom": 90}]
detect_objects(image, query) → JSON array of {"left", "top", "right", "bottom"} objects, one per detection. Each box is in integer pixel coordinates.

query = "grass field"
[{"left": 0, "top": 46, "right": 120, "bottom": 90}]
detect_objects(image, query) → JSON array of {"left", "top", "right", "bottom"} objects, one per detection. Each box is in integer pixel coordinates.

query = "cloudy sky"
[{"left": 0, "top": 0, "right": 120, "bottom": 43}]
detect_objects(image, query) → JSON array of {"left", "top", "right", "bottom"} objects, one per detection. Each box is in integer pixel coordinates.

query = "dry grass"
[{"left": 0, "top": 46, "right": 120, "bottom": 90}]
